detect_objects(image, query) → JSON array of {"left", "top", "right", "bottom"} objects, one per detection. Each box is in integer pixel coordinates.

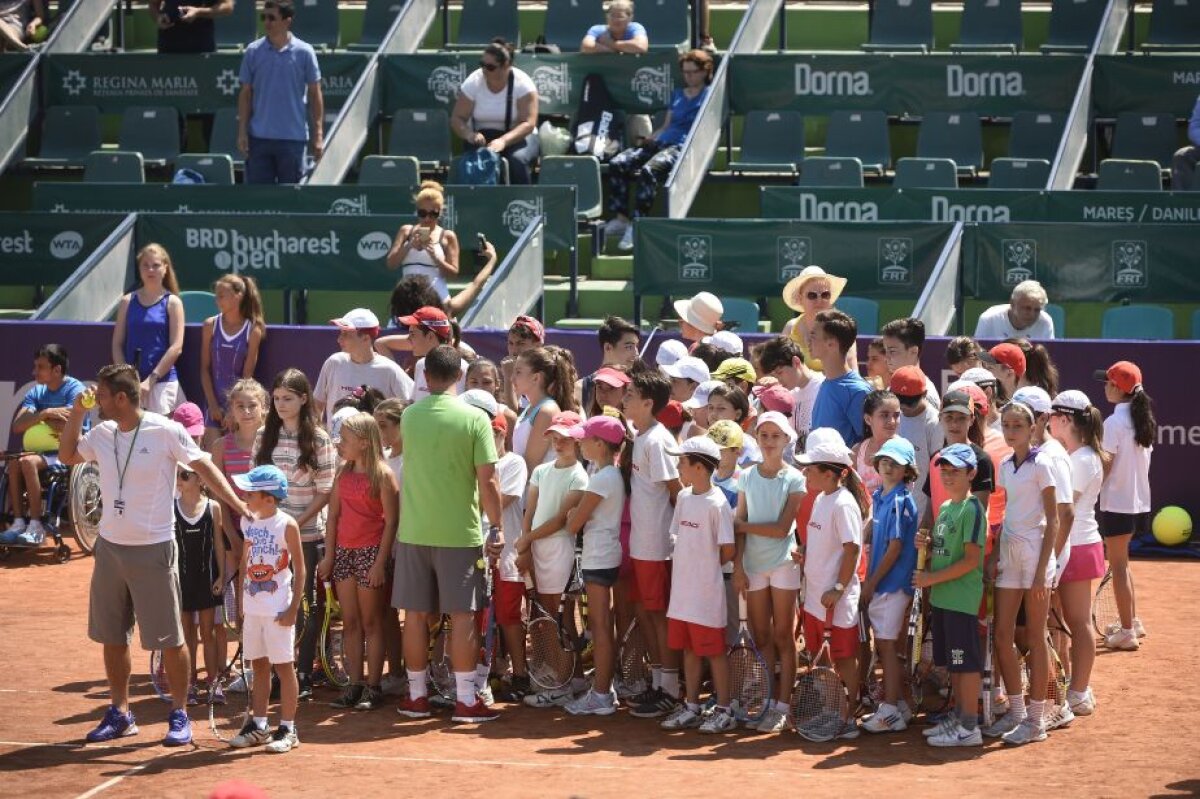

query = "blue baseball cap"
[
  {"left": 873, "top": 437, "right": 916, "bottom": 467},
  {"left": 934, "top": 443, "right": 977, "bottom": 470},
  {"left": 233, "top": 464, "right": 289, "bottom": 499}
]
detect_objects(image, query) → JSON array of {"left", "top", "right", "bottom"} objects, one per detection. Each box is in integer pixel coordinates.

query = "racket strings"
[
  {"left": 527, "top": 618, "right": 573, "bottom": 689},
  {"left": 729, "top": 647, "right": 769, "bottom": 720},
  {"left": 618, "top": 624, "right": 650, "bottom": 690},
  {"left": 791, "top": 669, "right": 849, "bottom": 740}
]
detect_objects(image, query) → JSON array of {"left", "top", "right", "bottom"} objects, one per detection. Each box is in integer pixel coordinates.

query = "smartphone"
[{"left": 475, "top": 233, "right": 489, "bottom": 267}]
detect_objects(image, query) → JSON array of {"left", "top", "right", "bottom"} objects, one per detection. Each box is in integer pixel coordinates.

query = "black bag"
[
  {"left": 521, "top": 35, "right": 561, "bottom": 54},
  {"left": 571, "top": 73, "right": 624, "bottom": 162}
]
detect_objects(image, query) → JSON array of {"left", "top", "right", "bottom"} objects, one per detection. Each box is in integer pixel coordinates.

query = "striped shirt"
[
  {"left": 220, "top": 432, "right": 255, "bottom": 498},
  {"left": 254, "top": 426, "right": 336, "bottom": 542}
]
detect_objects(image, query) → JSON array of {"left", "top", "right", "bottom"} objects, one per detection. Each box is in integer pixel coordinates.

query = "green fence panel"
[
  {"left": 1042, "top": 192, "right": 1200, "bottom": 224},
  {"left": 1092, "top": 56, "right": 1200, "bottom": 117},
  {"left": 42, "top": 52, "right": 367, "bottom": 113},
  {"left": 0, "top": 213, "right": 125, "bottom": 286},
  {"left": 633, "top": 219, "right": 953, "bottom": 298},
  {"left": 442, "top": 185, "right": 576, "bottom": 252},
  {"left": 34, "top": 184, "right": 416, "bottom": 215},
  {"left": 965, "top": 223, "right": 1200, "bottom": 303},
  {"left": 728, "top": 54, "right": 1086, "bottom": 116},
  {"left": 0, "top": 53, "right": 31, "bottom": 99}
]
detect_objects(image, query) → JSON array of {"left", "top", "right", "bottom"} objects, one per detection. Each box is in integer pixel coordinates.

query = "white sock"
[
  {"left": 1067, "top": 688, "right": 1087, "bottom": 703},
  {"left": 651, "top": 666, "right": 662, "bottom": 690},
  {"left": 253, "top": 716, "right": 268, "bottom": 730},
  {"left": 281, "top": 719, "right": 294, "bottom": 733},
  {"left": 455, "top": 671, "right": 477, "bottom": 705},
  {"left": 1007, "top": 694, "right": 1027, "bottom": 721},
  {"left": 406, "top": 669, "right": 427, "bottom": 700},
  {"left": 1028, "top": 699, "right": 1046, "bottom": 725},
  {"left": 1122, "top": 627, "right": 1134, "bottom": 636},
  {"left": 475, "top": 663, "right": 490, "bottom": 688},
  {"left": 685, "top": 701, "right": 700, "bottom": 713},
  {"left": 660, "top": 669, "right": 679, "bottom": 699}
]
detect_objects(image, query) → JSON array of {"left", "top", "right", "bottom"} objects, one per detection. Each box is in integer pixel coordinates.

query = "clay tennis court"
[{"left": 1, "top": 548, "right": 1196, "bottom": 799}]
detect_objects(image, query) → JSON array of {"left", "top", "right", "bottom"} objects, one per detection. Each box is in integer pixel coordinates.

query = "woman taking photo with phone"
[{"left": 386, "top": 180, "right": 460, "bottom": 304}]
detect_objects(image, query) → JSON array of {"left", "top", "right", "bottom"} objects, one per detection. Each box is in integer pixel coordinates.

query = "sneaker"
[
  {"left": 625, "top": 686, "right": 658, "bottom": 707},
  {"left": 330, "top": 684, "right": 364, "bottom": 709},
  {"left": 429, "top": 692, "right": 454, "bottom": 709},
  {"left": 617, "top": 225, "right": 634, "bottom": 252},
  {"left": 922, "top": 715, "right": 958, "bottom": 738},
  {"left": 982, "top": 711, "right": 1023, "bottom": 738},
  {"left": 603, "top": 216, "right": 629, "bottom": 239},
  {"left": 754, "top": 707, "right": 791, "bottom": 734},
  {"left": 1045, "top": 702, "right": 1075, "bottom": 731},
  {"left": 1133, "top": 618, "right": 1147, "bottom": 639},
  {"left": 566, "top": 688, "right": 618, "bottom": 716},
  {"left": 795, "top": 713, "right": 841, "bottom": 742},
  {"left": 297, "top": 673, "right": 313, "bottom": 701},
  {"left": 452, "top": 700, "right": 500, "bottom": 723},
  {"left": 1105, "top": 629, "right": 1139, "bottom": 651},
  {"left": 16, "top": 524, "right": 45, "bottom": 546},
  {"left": 1002, "top": 717, "right": 1047, "bottom": 746},
  {"left": 929, "top": 723, "right": 983, "bottom": 747},
  {"left": 477, "top": 682, "right": 495, "bottom": 707},
  {"left": 265, "top": 725, "right": 299, "bottom": 753},
  {"left": 495, "top": 675, "right": 531, "bottom": 703},
  {"left": 355, "top": 686, "right": 384, "bottom": 711},
  {"left": 836, "top": 719, "right": 861, "bottom": 740},
  {"left": 660, "top": 705, "right": 702, "bottom": 730},
  {"left": 228, "top": 721, "right": 271, "bottom": 748},
  {"left": 1068, "top": 688, "right": 1096, "bottom": 716},
  {"left": 0, "top": 524, "right": 23, "bottom": 544},
  {"left": 1103, "top": 621, "right": 1122, "bottom": 637},
  {"left": 381, "top": 674, "right": 407, "bottom": 697},
  {"left": 524, "top": 687, "right": 574, "bottom": 708},
  {"left": 186, "top": 684, "right": 200, "bottom": 707},
  {"left": 615, "top": 678, "right": 647, "bottom": 702},
  {"left": 629, "top": 688, "right": 679, "bottom": 719},
  {"left": 396, "top": 696, "right": 433, "bottom": 718},
  {"left": 209, "top": 682, "right": 226, "bottom": 706},
  {"left": 699, "top": 707, "right": 736, "bottom": 734},
  {"left": 897, "top": 701, "right": 914, "bottom": 723},
  {"left": 227, "top": 674, "right": 249, "bottom": 694},
  {"left": 85, "top": 706, "right": 138, "bottom": 743},
  {"left": 861, "top": 705, "right": 907, "bottom": 733},
  {"left": 162, "top": 708, "right": 192, "bottom": 746}
]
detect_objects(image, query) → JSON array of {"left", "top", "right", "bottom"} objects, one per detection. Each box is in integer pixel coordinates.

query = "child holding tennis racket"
[
  {"left": 707, "top": 419, "right": 744, "bottom": 646},
  {"left": 731, "top": 411, "right": 807, "bottom": 733},
  {"left": 174, "top": 464, "right": 226, "bottom": 706},
  {"left": 661, "top": 436, "right": 737, "bottom": 733}
]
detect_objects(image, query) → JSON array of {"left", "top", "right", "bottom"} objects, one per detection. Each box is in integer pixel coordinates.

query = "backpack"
[
  {"left": 453, "top": 148, "right": 502, "bottom": 185},
  {"left": 172, "top": 167, "right": 206, "bottom": 184},
  {"left": 571, "top": 73, "right": 624, "bottom": 162},
  {"left": 522, "top": 36, "right": 561, "bottom": 54}
]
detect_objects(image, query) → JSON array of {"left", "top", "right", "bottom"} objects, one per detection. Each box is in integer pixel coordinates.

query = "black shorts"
[
  {"left": 932, "top": 606, "right": 982, "bottom": 673},
  {"left": 582, "top": 567, "right": 620, "bottom": 588},
  {"left": 1099, "top": 511, "right": 1150, "bottom": 539}
]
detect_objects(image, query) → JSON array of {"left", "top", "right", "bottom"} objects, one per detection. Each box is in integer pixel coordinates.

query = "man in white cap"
[
  {"left": 673, "top": 292, "right": 723, "bottom": 345},
  {"left": 314, "top": 308, "right": 414, "bottom": 428},
  {"left": 973, "top": 280, "right": 1055, "bottom": 341}
]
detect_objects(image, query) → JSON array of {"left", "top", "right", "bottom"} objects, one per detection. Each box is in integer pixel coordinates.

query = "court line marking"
[{"left": 73, "top": 762, "right": 152, "bottom": 799}]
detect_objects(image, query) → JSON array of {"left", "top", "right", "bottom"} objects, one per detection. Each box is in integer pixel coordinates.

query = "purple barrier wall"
[{"left": 2, "top": 321, "right": 1195, "bottom": 521}]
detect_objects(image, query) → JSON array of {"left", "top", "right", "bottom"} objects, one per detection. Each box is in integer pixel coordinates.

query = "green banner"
[
  {"left": 381, "top": 52, "right": 685, "bottom": 116},
  {"left": 41, "top": 52, "right": 367, "bottom": 113},
  {"left": 0, "top": 53, "right": 31, "bottom": 99},
  {"left": 728, "top": 54, "right": 1086, "bottom": 116},
  {"left": 1093, "top": 56, "right": 1200, "bottom": 117},
  {"left": 633, "top": 219, "right": 952, "bottom": 298},
  {"left": 33, "top": 184, "right": 416, "bottom": 216},
  {"left": 442, "top": 186, "right": 576, "bottom": 252},
  {"left": 0, "top": 213, "right": 125, "bottom": 286},
  {"left": 965, "top": 223, "right": 1200, "bottom": 303}
]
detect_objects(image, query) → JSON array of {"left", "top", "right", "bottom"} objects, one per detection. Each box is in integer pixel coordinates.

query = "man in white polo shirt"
[{"left": 60, "top": 363, "right": 249, "bottom": 747}]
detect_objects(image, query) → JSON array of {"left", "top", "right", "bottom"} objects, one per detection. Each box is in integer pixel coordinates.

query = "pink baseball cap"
[
  {"left": 172, "top": 402, "right": 205, "bottom": 437},
  {"left": 752, "top": 383, "right": 794, "bottom": 415},
  {"left": 593, "top": 366, "right": 631, "bottom": 388},
  {"left": 545, "top": 411, "right": 584, "bottom": 439},
  {"left": 580, "top": 415, "right": 626, "bottom": 444}
]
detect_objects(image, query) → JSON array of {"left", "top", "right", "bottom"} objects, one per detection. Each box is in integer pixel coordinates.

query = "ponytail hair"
[
  {"left": 517, "top": 346, "right": 578, "bottom": 412},
  {"left": 842, "top": 467, "right": 872, "bottom": 520},
  {"left": 1006, "top": 337, "right": 1059, "bottom": 396},
  {"left": 214, "top": 273, "right": 266, "bottom": 334},
  {"left": 1073, "top": 405, "right": 1113, "bottom": 477},
  {"left": 1129, "top": 388, "right": 1157, "bottom": 449},
  {"left": 600, "top": 405, "right": 635, "bottom": 494}
]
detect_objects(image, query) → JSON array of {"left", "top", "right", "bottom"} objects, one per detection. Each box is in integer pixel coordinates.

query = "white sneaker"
[
  {"left": 699, "top": 707, "right": 736, "bottom": 734},
  {"left": 755, "top": 707, "right": 791, "bottom": 733},
  {"left": 614, "top": 678, "right": 646, "bottom": 701},
  {"left": 523, "top": 687, "right": 573, "bottom": 708},
  {"left": 380, "top": 674, "right": 407, "bottom": 696},
  {"left": 6, "top": 518, "right": 27, "bottom": 536},
  {"left": 929, "top": 723, "right": 983, "bottom": 747},
  {"left": 229, "top": 721, "right": 271, "bottom": 748},
  {"left": 897, "top": 701, "right": 913, "bottom": 723},
  {"left": 861, "top": 704, "right": 907, "bottom": 733},
  {"left": 17, "top": 520, "right": 45, "bottom": 546},
  {"left": 1104, "top": 621, "right": 1122, "bottom": 637},
  {"left": 1105, "top": 629, "right": 1139, "bottom": 651},
  {"left": 660, "top": 705, "right": 702, "bottom": 730},
  {"left": 1068, "top": 688, "right": 1096, "bottom": 716},
  {"left": 1002, "top": 717, "right": 1047, "bottom": 745},
  {"left": 617, "top": 225, "right": 635, "bottom": 252},
  {"left": 923, "top": 715, "right": 958, "bottom": 738},
  {"left": 1045, "top": 702, "right": 1075, "bottom": 731},
  {"left": 1133, "top": 618, "right": 1147, "bottom": 638},
  {"left": 566, "top": 689, "right": 617, "bottom": 716},
  {"left": 264, "top": 725, "right": 299, "bottom": 753},
  {"left": 603, "top": 217, "right": 629, "bottom": 238},
  {"left": 477, "top": 683, "right": 495, "bottom": 707},
  {"left": 982, "top": 711, "right": 1023, "bottom": 738}
]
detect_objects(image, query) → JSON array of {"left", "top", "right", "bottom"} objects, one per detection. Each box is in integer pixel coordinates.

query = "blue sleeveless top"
[
  {"left": 209, "top": 316, "right": 250, "bottom": 408},
  {"left": 125, "top": 292, "right": 177, "bottom": 382}
]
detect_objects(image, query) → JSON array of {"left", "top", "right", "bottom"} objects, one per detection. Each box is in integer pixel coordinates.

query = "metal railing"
[
  {"left": 0, "top": 55, "right": 37, "bottom": 176},
  {"left": 460, "top": 217, "right": 544, "bottom": 330},
  {"left": 34, "top": 213, "right": 137, "bottom": 322},
  {"left": 46, "top": 0, "right": 116, "bottom": 54},
  {"left": 912, "top": 222, "right": 964, "bottom": 336}
]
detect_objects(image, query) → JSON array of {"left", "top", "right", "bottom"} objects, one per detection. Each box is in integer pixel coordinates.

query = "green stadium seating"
[
  {"left": 543, "top": 0, "right": 603, "bottom": 50},
  {"left": 26, "top": 105, "right": 101, "bottom": 167},
  {"left": 1112, "top": 112, "right": 1179, "bottom": 170},
  {"left": 209, "top": 107, "right": 244, "bottom": 167},
  {"left": 719, "top": 297, "right": 760, "bottom": 333},
  {"left": 835, "top": 296, "right": 880, "bottom": 335},
  {"left": 1040, "top": 0, "right": 1105, "bottom": 52},
  {"left": 917, "top": 111, "right": 982, "bottom": 175},
  {"left": 539, "top": 155, "right": 603, "bottom": 219},
  {"left": 1045, "top": 302, "right": 1066, "bottom": 337},
  {"left": 118, "top": 106, "right": 181, "bottom": 167},
  {"left": 1097, "top": 159, "right": 1162, "bottom": 191},
  {"left": 215, "top": 0, "right": 256, "bottom": 49},
  {"left": 825, "top": 110, "right": 890, "bottom": 173},
  {"left": 952, "top": 0, "right": 1022, "bottom": 53},
  {"left": 635, "top": 0, "right": 690, "bottom": 51},
  {"left": 862, "top": 0, "right": 933, "bottom": 53},
  {"left": 797, "top": 156, "right": 864, "bottom": 187},
  {"left": 359, "top": 154, "right": 421, "bottom": 187},
  {"left": 1144, "top": 0, "right": 1200, "bottom": 51},
  {"left": 83, "top": 151, "right": 145, "bottom": 183},
  {"left": 988, "top": 157, "right": 1050, "bottom": 189},
  {"left": 180, "top": 291, "right": 220, "bottom": 323},
  {"left": 387, "top": 109, "right": 452, "bottom": 169},
  {"left": 451, "top": 0, "right": 520, "bottom": 49},
  {"left": 1009, "top": 112, "right": 1065, "bottom": 161},
  {"left": 175, "top": 153, "right": 235, "bottom": 185},
  {"left": 352, "top": 0, "right": 406, "bottom": 50},
  {"left": 290, "top": 0, "right": 340, "bottom": 49},
  {"left": 893, "top": 157, "right": 958, "bottom": 189},
  {"left": 1101, "top": 305, "right": 1174, "bottom": 340},
  {"left": 1191, "top": 309, "right": 1200, "bottom": 340},
  {"left": 729, "top": 110, "right": 805, "bottom": 175}
]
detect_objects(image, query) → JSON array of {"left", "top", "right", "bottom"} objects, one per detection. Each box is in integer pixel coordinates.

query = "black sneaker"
[
  {"left": 626, "top": 686, "right": 659, "bottom": 708},
  {"left": 297, "top": 673, "right": 313, "bottom": 702},
  {"left": 629, "top": 688, "right": 679, "bottom": 719},
  {"left": 495, "top": 675, "right": 531, "bottom": 703},
  {"left": 355, "top": 686, "right": 384, "bottom": 711},
  {"left": 330, "top": 684, "right": 364, "bottom": 709}
]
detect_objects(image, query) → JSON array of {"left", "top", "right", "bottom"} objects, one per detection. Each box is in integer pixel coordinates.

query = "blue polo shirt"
[
  {"left": 657, "top": 87, "right": 708, "bottom": 147},
  {"left": 21, "top": 377, "right": 91, "bottom": 433},
  {"left": 810, "top": 371, "right": 871, "bottom": 446},
  {"left": 869, "top": 483, "right": 919, "bottom": 596},
  {"left": 238, "top": 34, "right": 321, "bottom": 142},
  {"left": 586, "top": 21, "right": 647, "bottom": 41}
]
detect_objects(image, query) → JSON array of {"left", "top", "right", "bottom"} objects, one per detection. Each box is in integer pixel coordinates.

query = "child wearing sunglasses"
[
  {"left": 386, "top": 180, "right": 460, "bottom": 302},
  {"left": 174, "top": 465, "right": 227, "bottom": 706}
]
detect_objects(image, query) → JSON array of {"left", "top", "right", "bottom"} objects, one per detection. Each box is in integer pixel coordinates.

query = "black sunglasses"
[
  {"left": 416, "top": 209, "right": 440, "bottom": 219},
  {"left": 177, "top": 470, "right": 194, "bottom": 481},
  {"left": 479, "top": 61, "right": 500, "bottom": 71},
  {"left": 806, "top": 290, "right": 832, "bottom": 301}
]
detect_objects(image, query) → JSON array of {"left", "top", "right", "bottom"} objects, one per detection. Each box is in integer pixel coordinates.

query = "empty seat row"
[
  {"left": 785, "top": 155, "right": 1048, "bottom": 189},
  {"left": 81, "top": 152, "right": 235, "bottom": 184},
  {"left": 455, "top": 0, "right": 688, "bottom": 51}
]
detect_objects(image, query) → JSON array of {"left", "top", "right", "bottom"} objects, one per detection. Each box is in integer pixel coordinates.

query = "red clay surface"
[{"left": 1, "top": 546, "right": 1198, "bottom": 799}]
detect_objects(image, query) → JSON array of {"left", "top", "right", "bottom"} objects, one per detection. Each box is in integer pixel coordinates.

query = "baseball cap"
[
  {"left": 510, "top": 314, "right": 545, "bottom": 343},
  {"left": 1094, "top": 360, "right": 1142, "bottom": 395},
  {"left": 666, "top": 435, "right": 722, "bottom": 462},
  {"left": 889, "top": 366, "right": 927, "bottom": 398},
  {"left": 960, "top": 367, "right": 997, "bottom": 387},
  {"left": 460, "top": 389, "right": 499, "bottom": 419},
  {"left": 753, "top": 383, "right": 795, "bottom": 415},
  {"left": 656, "top": 399, "right": 686, "bottom": 429},
  {"left": 662, "top": 356, "right": 711, "bottom": 385},
  {"left": 593, "top": 366, "right": 631, "bottom": 389},
  {"left": 874, "top": 437, "right": 916, "bottom": 467},
  {"left": 704, "top": 330, "right": 744, "bottom": 356},
  {"left": 755, "top": 410, "right": 798, "bottom": 444},
  {"left": 981, "top": 343, "right": 1027, "bottom": 377},
  {"left": 655, "top": 339, "right": 689, "bottom": 369},
  {"left": 706, "top": 419, "right": 744, "bottom": 450},
  {"left": 233, "top": 464, "right": 289, "bottom": 499},
  {"left": 545, "top": 411, "right": 584, "bottom": 439},
  {"left": 955, "top": 383, "right": 990, "bottom": 416},
  {"left": 795, "top": 427, "right": 852, "bottom": 467},
  {"left": 491, "top": 413, "right": 508, "bottom": 433},
  {"left": 1051, "top": 389, "right": 1092, "bottom": 417},
  {"left": 580, "top": 415, "right": 626, "bottom": 445},
  {"left": 331, "top": 308, "right": 380, "bottom": 332},
  {"left": 171, "top": 402, "right": 204, "bottom": 437},
  {"left": 397, "top": 306, "right": 452, "bottom": 340},
  {"left": 934, "top": 443, "right": 978, "bottom": 470},
  {"left": 683, "top": 379, "right": 722, "bottom": 410},
  {"left": 329, "top": 405, "right": 358, "bottom": 442},
  {"left": 712, "top": 357, "right": 757, "bottom": 384},
  {"left": 940, "top": 389, "right": 974, "bottom": 417},
  {"left": 1012, "top": 385, "right": 1052, "bottom": 415}
]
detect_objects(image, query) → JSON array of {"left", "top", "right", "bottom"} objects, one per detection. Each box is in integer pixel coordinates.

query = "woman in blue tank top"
[{"left": 112, "top": 243, "right": 187, "bottom": 415}]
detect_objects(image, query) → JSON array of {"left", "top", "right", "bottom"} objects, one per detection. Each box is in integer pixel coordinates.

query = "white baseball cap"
[
  {"left": 960, "top": 367, "right": 997, "bottom": 387},
  {"left": 662, "top": 356, "right": 711, "bottom": 386},
  {"left": 1051, "top": 389, "right": 1092, "bottom": 415},
  {"left": 460, "top": 389, "right": 499, "bottom": 419},
  {"left": 330, "top": 308, "right": 380, "bottom": 330},
  {"left": 703, "top": 330, "right": 744, "bottom": 356},
  {"left": 795, "top": 427, "right": 852, "bottom": 466},
  {"left": 683, "top": 379, "right": 723, "bottom": 410},
  {"left": 1012, "top": 385, "right": 1052, "bottom": 415},
  {"left": 655, "top": 339, "right": 689, "bottom": 369},
  {"left": 666, "top": 435, "right": 722, "bottom": 462},
  {"left": 754, "top": 410, "right": 798, "bottom": 444}
]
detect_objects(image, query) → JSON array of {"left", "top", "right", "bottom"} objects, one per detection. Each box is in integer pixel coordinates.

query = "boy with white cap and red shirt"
[{"left": 314, "top": 308, "right": 414, "bottom": 428}]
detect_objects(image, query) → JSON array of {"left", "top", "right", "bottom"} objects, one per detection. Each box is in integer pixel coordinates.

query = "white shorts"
[
  {"left": 532, "top": 536, "right": 575, "bottom": 596},
  {"left": 242, "top": 613, "right": 295, "bottom": 664},
  {"left": 746, "top": 560, "right": 804, "bottom": 592},
  {"left": 146, "top": 380, "right": 184, "bottom": 416},
  {"left": 868, "top": 590, "right": 911, "bottom": 641},
  {"left": 1053, "top": 540, "right": 1072, "bottom": 588},
  {"left": 996, "top": 535, "right": 1056, "bottom": 591}
]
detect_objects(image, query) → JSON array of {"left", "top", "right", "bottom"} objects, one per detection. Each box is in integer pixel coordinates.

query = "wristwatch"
[{"left": 833, "top": 582, "right": 845, "bottom": 593}]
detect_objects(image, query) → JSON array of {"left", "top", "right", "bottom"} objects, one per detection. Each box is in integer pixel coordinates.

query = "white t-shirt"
[
  {"left": 998, "top": 450, "right": 1056, "bottom": 543},
  {"left": 76, "top": 412, "right": 208, "bottom": 546},
  {"left": 899, "top": 404, "right": 944, "bottom": 518},
  {"left": 412, "top": 357, "right": 466, "bottom": 402},
  {"left": 791, "top": 375, "right": 825, "bottom": 438},
  {"left": 240, "top": 510, "right": 296, "bottom": 617},
  {"left": 1068, "top": 445, "right": 1103, "bottom": 546},
  {"left": 494, "top": 451, "right": 528, "bottom": 582},
  {"left": 1099, "top": 403, "right": 1152, "bottom": 514},
  {"left": 581, "top": 465, "right": 625, "bottom": 570},
  {"left": 803, "top": 487, "right": 863, "bottom": 628},
  {"left": 974, "top": 303, "right": 1056, "bottom": 340},
  {"left": 459, "top": 67, "right": 537, "bottom": 132},
  {"left": 629, "top": 422, "right": 680, "bottom": 561},
  {"left": 1040, "top": 437, "right": 1074, "bottom": 506},
  {"left": 667, "top": 486, "right": 735, "bottom": 628},
  {"left": 314, "top": 352, "right": 414, "bottom": 428},
  {"left": 528, "top": 461, "right": 588, "bottom": 576}
]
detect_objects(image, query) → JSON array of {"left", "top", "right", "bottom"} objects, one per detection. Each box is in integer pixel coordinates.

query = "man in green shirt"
[{"left": 393, "top": 344, "right": 504, "bottom": 724}]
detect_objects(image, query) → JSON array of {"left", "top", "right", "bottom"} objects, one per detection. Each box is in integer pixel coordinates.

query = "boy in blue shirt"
[{"left": 809, "top": 310, "right": 872, "bottom": 446}]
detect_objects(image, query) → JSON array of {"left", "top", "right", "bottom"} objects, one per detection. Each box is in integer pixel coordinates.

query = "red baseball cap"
[
  {"left": 545, "top": 411, "right": 584, "bottom": 439},
  {"left": 656, "top": 399, "right": 685, "bottom": 429},
  {"left": 752, "top": 383, "right": 794, "bottom": 415},
  {"left": 397, "top": 306, "right": 452, "bottom": 340},
  {"left": 510, "top": 315, "right": 545, "bottom": 343},
  {"left": 1094, "top": 360, "right": 1143, "bottom": 395},
  {"left": 491, "top": 413, "right": 508, "bottom": 433},
  {"left": 593, "top": 366, "right": 631, "bottom": 388},
  {"left": 889, "top": 366, "right": 927, "bottom": 398},
  {"left": 981, "top": 343, "right": 1026, "bottom": 378}
]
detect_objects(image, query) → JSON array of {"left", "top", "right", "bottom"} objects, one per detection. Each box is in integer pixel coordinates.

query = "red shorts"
[
  {"left": 802, "top": 611, "right": 858, "bottom": 661},
  {"left": 667, "top": 618, "right": 726, "bottom": 657},
  {"left": 628, "top": 559, "right": 671, "bottom": 612},
  {"left": 493, "top": 577, "right": 525, "bottom": 626}
]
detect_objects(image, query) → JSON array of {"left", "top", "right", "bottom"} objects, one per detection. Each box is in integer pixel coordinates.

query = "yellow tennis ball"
[
  {"left": 22, "top": 421, "right": 59, "bottom": 453},
  {"left": 1152, "top": 506, "right": 1193, "bottom": 547},
  {"left": 81, "top": 391, "right": 96, "bottom": 409},
  {"left": 31, "top": 24, "right": 48, "bottom": 43}
]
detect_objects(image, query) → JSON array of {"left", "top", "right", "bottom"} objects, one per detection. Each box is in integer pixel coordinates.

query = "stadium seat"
[
  {"left": 215, "top": 0, "right": 256, "bottom": 49},
  {"left": 118, "top": 106, "right": 181, "bottom": 166},
  {"left": 1097, "top": 159, "right": 1162, "bottom": 191},
  {"left": 209, "top": 107, "right": 244, "bottom": 166},
  {"left": 25, "top": 105, "right": 101, "bottom": 167},
  {"left": 988, "top": 157, "right": 1051, "bottom": 189},
  {"left": 917, "top": 111, "right": 983, "bottom": 175},
  {"left": 862, "top": 0, "right": 933, "bottom": 52},
  {"left": 387, "top": 109, "right": 452, "bottom": 169},
  {"left": 1009, "top": 112, "right": 1065, "bottom": 161},
  {"left": 175, "top": 153, "right": 235, "bottom": 185},
  {"left": 1112, "top": 112, "right": 1178, "bottom": 170},
  {"left": 352, "top": 0, "right": 406, "bottom": 50},
  {"left": 358, "top": 154, "right": 421, "bottom": 187},
  {"left": 952, "top": 0, "right": 1022, "bottom": 52},
  {"left": 543, "top": 0, "right": 603, "bottom": 50},
  {"left": 180, "top": 291, "right": 220, "bottom": 324},
  {"left": 450, "top": 152, "right": 509, "bottom": 184},
  {"left": 718, "top": 297, "right": 760, "bottom": 333},
  {"left": 290, "top": 0, "right": 340, "bottom": 49},
  {"left": 797, "top": 156, "right": 865, "bottom": 187},
  {"left": 1044, "top": 303, "right": 1066, "bottom": 338},
  {"left": 451, "top": 0, "right": 520, "bottom": 48},
  {"left": 1040, "top": 0, "right": 1106, "bottom": 52},
  {"left": 635, "top": 0, "right": 690, "bottom": 50},
  {"left": 893, "top": 157, "right": 959, "bottom": 189},
  {"left": 825, "top": 110, "right": 890, "bottom": 173},
  {"left": 1144, "top": 0, "right": 1200, "bottom": 51},
  {"left": 83, "top": 151, "right": 145, "bottom": 183},
  {"left": 539, "top": 155, "right": 603, "bottom": 220},
  {"left": 729, "top": 110, "right": 805, "bottom": 175},
  {"left": 1101, "top": 305, "right": 1174, "bottom": 340},
  {"left": 835, "top": 296, "right": 880, "bottom": 335}
]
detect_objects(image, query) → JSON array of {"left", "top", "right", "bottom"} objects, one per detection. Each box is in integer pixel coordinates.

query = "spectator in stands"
[
  {"left": 149, "top": 0, "right": 232, "bottom": 53},
  {"left": 780, "top": 266, "right": 857, "bottom": 374},
  {"left": 1170, "top": 94, "right": 1200, "bottom": 192},
  {"left": 451, "top": 38, "right": 540, "bottom": 185},
  {"left": 0, "top": 0, "right": 44, "bottom": 52},
  {"left": 236, "top": 0, "right": 324, "bottom": 185},
  {"left": 972, "top": 279, "right": 1055, "bottom": 340},
  {"left": 386, "top": 181, "right": 460, "bottom": 303},
  {"left": 602, "top": 49, "right": 714, "bottom": 251},
  {"left": 581, "top": 0, "right": 648, "bottom": 53}
]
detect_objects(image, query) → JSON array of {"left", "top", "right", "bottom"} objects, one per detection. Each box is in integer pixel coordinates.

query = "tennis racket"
[
  {"left": 729, "top": 594, "right": 771, "bottom": 724},
  {"left": 149, "top": 649, "right": 171, "bottom": 702},
  {"left": 617, "top": 617, "right": 650, "bottom": 697},
  {"left": 208, "top": 641, "right": 247, "bottom": 741},
  {"left": 1091, "top": 567, "right": 1119, "bottom": 638},
  {"left": 523, "top": 573, "right": 576, "bottom": 691},
  {"left": 222, "top": 576, "right": 242, "bottom": 636},
  {"left": 318, "top": 581, "right": 350, "bottom": 688},
  {"left": 858, "top": 610, "right": 881, "bottom": 715},
  {"left": 479, "top": 532, "right": 498, "bottom": 689},
  {"left": 791, "top": 608, "right": 852, "bottom": 742},
  {"left": 905, "top": 548, "right": 929, "bottom": 705},
  {"left": 427, "top": 615, "right": 455, "bottom": 701},
  {"left": 981, "top": 586, "right": 995, "bottom": 727}
]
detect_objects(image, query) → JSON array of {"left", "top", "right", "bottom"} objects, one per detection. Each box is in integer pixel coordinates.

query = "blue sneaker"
[
  {"left": 85, "top": 706, "right": 138, "bottom": 743},
  {"left": 162, "top": 709, "right": 192, "bottom": 746}
]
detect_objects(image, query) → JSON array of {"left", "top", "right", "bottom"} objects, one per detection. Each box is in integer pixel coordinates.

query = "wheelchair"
[{"left": 0, "top": 452, "right": 102, "bottom": 563}]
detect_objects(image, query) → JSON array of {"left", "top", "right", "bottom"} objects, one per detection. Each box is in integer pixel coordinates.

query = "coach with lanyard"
[{"left": 60, "top": 364, "right": 249, "bottom": 746}]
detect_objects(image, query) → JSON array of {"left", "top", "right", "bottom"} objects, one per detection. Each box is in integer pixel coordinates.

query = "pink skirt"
[{"left": 1060, "top": 541, "right": 1106, "bottom": 583}]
